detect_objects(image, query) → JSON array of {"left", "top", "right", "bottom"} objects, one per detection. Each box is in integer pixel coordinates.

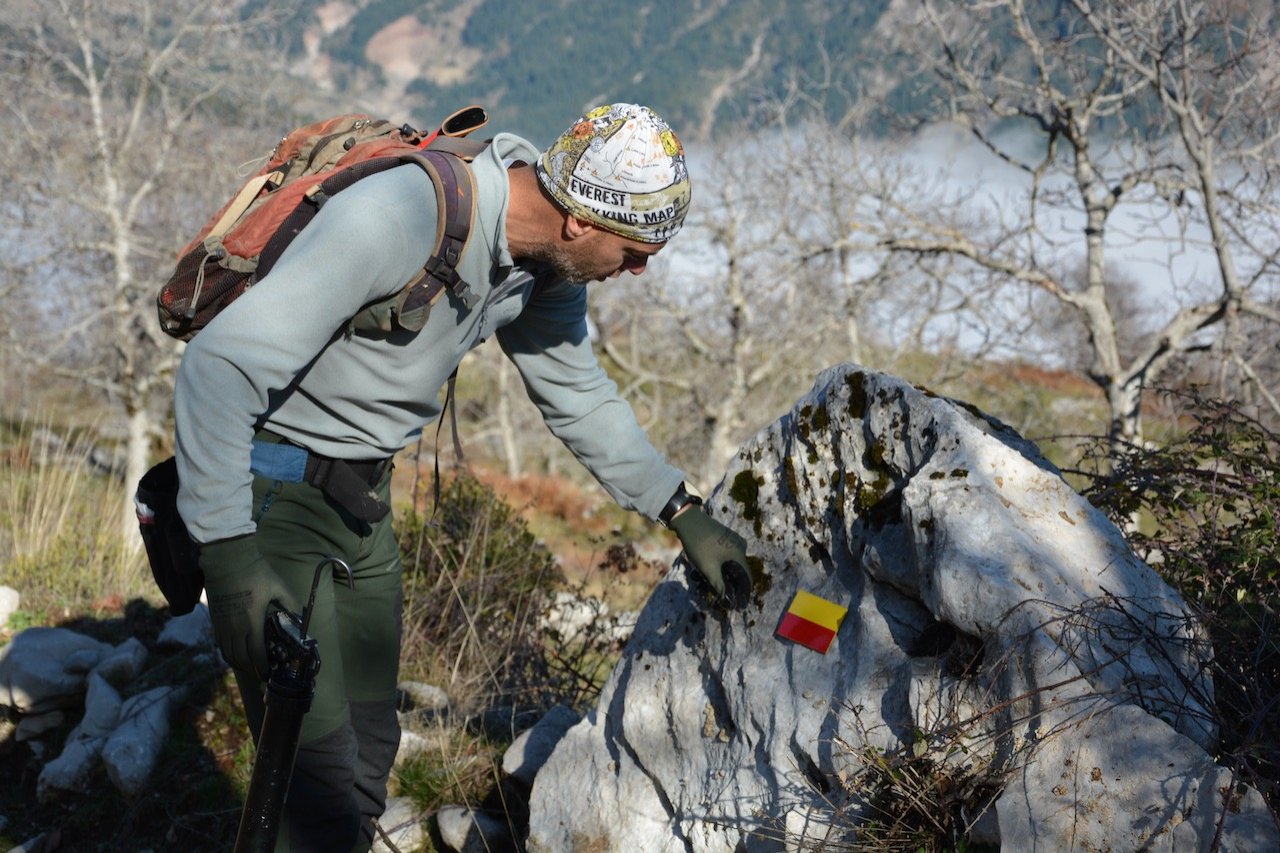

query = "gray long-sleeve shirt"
[{"left": 174, "top": 132, "right": 684, "bottom": 543}]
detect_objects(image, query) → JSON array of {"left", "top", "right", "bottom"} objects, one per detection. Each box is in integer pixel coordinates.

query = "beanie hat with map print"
[{"left": 536, "top": 103, "right": 691, "bottom": 244}]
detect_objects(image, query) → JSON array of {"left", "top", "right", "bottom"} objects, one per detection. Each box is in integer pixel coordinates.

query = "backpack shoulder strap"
[
  {"left": 402, "top": 148, "right": 480, "bottom": 315},
  {"left": 340, "top": 141, "right": 489, "bottom": 336}
]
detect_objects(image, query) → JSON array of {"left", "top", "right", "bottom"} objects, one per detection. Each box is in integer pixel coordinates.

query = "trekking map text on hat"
[{"left": 536, "top": 103, "right": 691, "bottom": 244}]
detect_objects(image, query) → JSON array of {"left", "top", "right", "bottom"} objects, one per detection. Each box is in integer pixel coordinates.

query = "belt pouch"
[
  {"left": 135, "top": 456, "right": 204, "bottom": 615},
  {"left": 304, "top": 456, "right": 391, "bottom": 524}
]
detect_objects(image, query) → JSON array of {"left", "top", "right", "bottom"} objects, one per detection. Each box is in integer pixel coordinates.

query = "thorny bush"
[
  {"left": 397, "top": 473, "right": 614, "bottom": 719},
  {"left": 1077, "top": 390, "right": 1280, "bottom": 809}
]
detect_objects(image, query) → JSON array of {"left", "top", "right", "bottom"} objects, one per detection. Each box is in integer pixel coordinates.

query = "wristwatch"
[{"left": 659, "top": 482, "right": 703, "bottom": 527}]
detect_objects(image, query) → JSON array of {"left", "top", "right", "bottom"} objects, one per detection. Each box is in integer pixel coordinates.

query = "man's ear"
[{"left": 564, "top": 214, "right": 596, "bottom": 241}]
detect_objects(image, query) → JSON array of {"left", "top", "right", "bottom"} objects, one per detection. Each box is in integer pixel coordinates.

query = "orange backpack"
[{"left": 157, "top": 106, "right": 489, "bottom": 340}]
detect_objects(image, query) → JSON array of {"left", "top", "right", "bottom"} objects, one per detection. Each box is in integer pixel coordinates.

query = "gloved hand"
[
  {"left": 198, "top": 534, "right": 298, "bottom": 679},
  {"left": 669, "top": 504, "right": 751, "bottom": 607}
]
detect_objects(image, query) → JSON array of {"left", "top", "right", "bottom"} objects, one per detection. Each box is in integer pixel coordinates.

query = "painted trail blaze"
[{"left": 776, "top": 589, "right": 848, "bottom": 654}]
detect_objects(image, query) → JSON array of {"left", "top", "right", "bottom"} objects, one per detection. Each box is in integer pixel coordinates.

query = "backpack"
[{"left": 157, "top": 105, "right": 490, "bottom": 341}]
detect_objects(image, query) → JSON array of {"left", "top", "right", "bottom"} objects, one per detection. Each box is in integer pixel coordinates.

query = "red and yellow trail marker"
[{"left": 776, "top": 589, "right": 848, "bottom": 654}]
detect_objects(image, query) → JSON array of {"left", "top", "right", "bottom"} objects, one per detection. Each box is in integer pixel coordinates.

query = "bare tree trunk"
[
  {"left": 123, "top": 405, "right": 152, "bottom": 547},
  {"left": 496, "top": 356, "right": 521, "bottom": 478},
  {"left": 839, "top": 248, "right": 866, "bottom": 364}
]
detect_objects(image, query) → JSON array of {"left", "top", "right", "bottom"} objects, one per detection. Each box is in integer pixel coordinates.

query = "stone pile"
[
  {"left": 0, "top": 607, "right": 215, "bottom": 803},
  {"left": 0, "top": 593, "right": 592, "bottom": 852}
]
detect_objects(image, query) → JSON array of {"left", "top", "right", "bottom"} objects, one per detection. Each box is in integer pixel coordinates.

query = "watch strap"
[{"left": 659, "top": 482, "right": 703, "bottom": 527}]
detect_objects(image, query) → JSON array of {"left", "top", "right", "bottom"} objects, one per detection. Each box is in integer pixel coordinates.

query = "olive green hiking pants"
[{"left": 233, "top": 468, "right": 403, "bottom": 853}]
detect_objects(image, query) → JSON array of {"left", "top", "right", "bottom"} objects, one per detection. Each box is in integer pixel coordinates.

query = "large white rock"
[
  {"left": 0, "top": 627, "right": 113, "bottom": 713},
  {"left": 36, "top": 672, "right": 123, "bottom": 800},
  {"left": 525, "top": 364, "right": 1273, "bottom": 851},
  {"left": 101, "top": 685, "right": 178, "bottom": 797},
  {"left": 998, "top": 703, "right": 1278, "bottom": 851}
]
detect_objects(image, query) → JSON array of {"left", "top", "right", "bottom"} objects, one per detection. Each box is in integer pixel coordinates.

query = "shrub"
[
  {"left": 394, "top": 473, "right": 631, "bottom": 826},
  {"left": 1078, "top": 391, "right": 1280, "bottom": 807},
  {"left": 397, "top": 472, "right": 572, "bottom": 714}
]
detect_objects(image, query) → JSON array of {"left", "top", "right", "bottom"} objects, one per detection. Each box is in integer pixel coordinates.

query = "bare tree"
[
  {"left": 586, "top": 137, "right": 823, "bottom": 485},
  {"left": 0, "top": 0, "right": 306, "bottom": 542},
  {"left": 586, "top": 111, "right": 1038, "bottom": 485},
  {"left": 1069, "top": 0, "right": 1280, "bottom": 424},
  {"left": 880, "top": 0, "right": 1280, "bottom": 452},
  {"left": 1033, "top": 261, "right": 1159, "bottom": 375},
  {"left": 589, "top": 127, "right": 928, "bottom": 485}
]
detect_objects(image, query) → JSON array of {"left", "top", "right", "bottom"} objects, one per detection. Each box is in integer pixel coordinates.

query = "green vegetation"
[
  {"left": 391, "top": 472, "right": 655, "bottom": 837},
  {"left": 398, "top": 472, "right": 563, "bottom": 710},
  {"left": 0, "top": 418, "right": 151, "bottom": 610},
  {"left": 1077, "top": 390, "right": 1280, "bottom": 804}
]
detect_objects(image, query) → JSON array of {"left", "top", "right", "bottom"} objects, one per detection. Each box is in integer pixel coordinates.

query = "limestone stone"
[
  {"left": 155, "top": 604, "right": 214, "bottom": 651},
  {"left": 101, "top": 685, "right": 178, "bottom": 797},
  {"left": 435, "top": 805, "right": 515, "bottom": 853},
  {"left": 36, "top": 672, "right": 122, "bottom": 800},
  {"left": 398, "top": 680, "right": 450, "bottom": 714},
  {"left": 14, "top": 710, "right": 65, "bottom": 742},
  {"left": 501, "top": 704, "right": 580, "bottom": 788},
  {"left": 394, "top": 728, "right": 430, "bottom": 766},
  {"left": 0, "top": 627, "right": 112, "bottom": 713},
  {"left": 371, "top": 797, "right": 425, "bottom": 853},
  {"left": 0, "top": 585, "right": 19, "bottom": 626},
  {"left": 524, "top": 364, "right": 1273, "bottom": 852},
  {"left": 93, "top": 637, "right": 148, "bottom": 683}
]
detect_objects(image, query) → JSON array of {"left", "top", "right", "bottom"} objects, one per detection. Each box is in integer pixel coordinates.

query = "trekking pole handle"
[{"left": 300, "top": 556, "right": 354, "bottom": 637}]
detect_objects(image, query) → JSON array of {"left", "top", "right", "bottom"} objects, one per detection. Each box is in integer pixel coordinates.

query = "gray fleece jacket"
[{"left": 174, "top": 132, "right": 684, "bottom": 544}]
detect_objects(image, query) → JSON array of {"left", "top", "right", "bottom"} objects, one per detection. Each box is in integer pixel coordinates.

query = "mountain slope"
[{"left": 287, "top": 0, "right": 905, "bottom": 143}]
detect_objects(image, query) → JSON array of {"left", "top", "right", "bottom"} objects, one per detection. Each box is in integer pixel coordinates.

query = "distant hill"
[{"left": 281, "top": 0, "right": 915, "bottom": 144}]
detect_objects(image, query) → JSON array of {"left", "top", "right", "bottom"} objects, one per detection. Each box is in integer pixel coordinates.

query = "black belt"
[{"left": 251, "top": 432, "right": 392, "bottom": 523}]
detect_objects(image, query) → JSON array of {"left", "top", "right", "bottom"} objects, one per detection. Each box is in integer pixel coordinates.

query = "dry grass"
[{"left": 0, "top": 418, "right": 151, "bottom": 615}]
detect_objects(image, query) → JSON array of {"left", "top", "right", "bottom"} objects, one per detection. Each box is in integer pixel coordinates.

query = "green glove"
[
  {"left": 198, "top": 534, "right": 298, "bottom": 679},
  {"left": 669, "top": 504, "right": 750, "bottom": 606}
]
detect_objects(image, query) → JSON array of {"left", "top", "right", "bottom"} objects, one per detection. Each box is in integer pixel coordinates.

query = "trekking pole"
[{"left": 234, "top": 557, "right": 354, "bottom": 853}]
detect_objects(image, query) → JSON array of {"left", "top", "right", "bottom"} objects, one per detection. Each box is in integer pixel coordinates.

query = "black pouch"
[{"left": 135, "top": 456, "right": 204, "bottom": 615}]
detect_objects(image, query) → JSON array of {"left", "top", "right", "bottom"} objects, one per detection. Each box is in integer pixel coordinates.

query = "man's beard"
[{"left": 524, "top": 243, "right": 594, "bottom": 285}]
